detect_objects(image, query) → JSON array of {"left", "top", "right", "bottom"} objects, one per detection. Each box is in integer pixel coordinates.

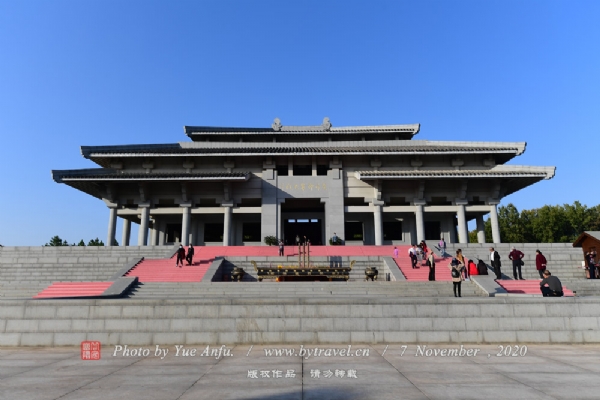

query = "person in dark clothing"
[
  {"left": 408, "top": 245, "right": 418, "bottom": 269},
  {"left": 186, "top": 244, "right": 195, "bottom": 265},
  {"left": 449, "top": 258, "right": 463, "bottom": 297},
  {"left": 490, "top": 247, "right": 502, "bottom": 279},
  {"left": 535, "top": 250, "right": 547, "bottom": 279},
  {"left": 278, "top": 240, "right": 284, "bottom": 256},
  {"left": 509, "top": 247, "right": 525, "bottom": 280},
  {"left": 540, "top": 270, "right": 563, "bottom": 297},
  {"left": 427, "top": 252, "right": 436, "bottom": 281},
  {"left": 176, "top": 244, "right": 185, "bottom": 268},
  {"left": 586, "top": 252, "right": 598, "bottom": 279}
]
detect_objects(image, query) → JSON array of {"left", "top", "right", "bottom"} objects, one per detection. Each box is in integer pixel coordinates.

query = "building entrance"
[
  {"left": 166, "top": 223, "right": 182, "bottom": 244},
  {"left": 283, "top": 219, "right": 323, "bottom": 245},
  {"left": 281, "top": 198, "right": 324, "bottom": 245}
]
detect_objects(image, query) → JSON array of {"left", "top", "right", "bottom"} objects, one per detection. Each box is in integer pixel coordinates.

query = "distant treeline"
[
  {"left": 470, "top": 201, "right": 600, "bottom": 243},
  {"left": 44, "top": 236, "right": 118, "bottom": 246}
]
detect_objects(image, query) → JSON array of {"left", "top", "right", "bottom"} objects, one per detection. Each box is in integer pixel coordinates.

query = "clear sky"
[{"left": 0, "top": 0, "right": 598, "bottom": 246}]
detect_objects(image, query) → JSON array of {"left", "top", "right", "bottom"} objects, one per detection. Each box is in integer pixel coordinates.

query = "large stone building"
[{"left": 52, "top": 118, "right": 555, "bottom": 247}]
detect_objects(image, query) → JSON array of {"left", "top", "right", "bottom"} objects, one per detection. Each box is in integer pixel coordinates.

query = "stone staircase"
[
  {"left": 127, "top": 280, "right": 484, "bottom": 298},
  {"left": 444, "top": 243, "right": 599, "bottom": 297},
  {"left": 2, "top": 296, "right": 599, "bottom": 346},
  {"left": 0, "top": 246, "right": 172, "bottom": 298},
  {"left": 445, "top": 243, "right": 585, "bottom": 280}
]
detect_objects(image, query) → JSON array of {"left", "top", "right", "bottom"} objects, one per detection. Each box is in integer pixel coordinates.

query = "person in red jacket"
[
  {"left": 509, "top": 247, "right": 525, "bottom": 280},
  {"left": 535, "top": 250, "right": 547, "bottom": 279}
]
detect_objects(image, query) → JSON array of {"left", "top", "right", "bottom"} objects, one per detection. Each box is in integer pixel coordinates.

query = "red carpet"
[
  {"left": 393, "top": 252, "right": 456, "bottom": 281},
  {"left": 125, "top": 258, "right": 212, "bottom": 282},
  {"left": 34, "top": 282, "right": 113, "bottom": 298},
  {"left": 497, "top": 280, "right": 574, "bottom": 296}
]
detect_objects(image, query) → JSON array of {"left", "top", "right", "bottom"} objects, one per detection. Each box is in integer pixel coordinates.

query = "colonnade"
[{"left": 108, "top": 203, "right": 503, "bottom": 246}]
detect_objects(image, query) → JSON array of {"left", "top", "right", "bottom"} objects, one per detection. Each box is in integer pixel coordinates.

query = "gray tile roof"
[
  {"left": 355, "top": 166, "right": 555, "bottom": 180},
  {"left": 82, "top": 140, "right": 525, "bottom": 158},
  {"left": 184, "top": 123, "right": 421, "bottom": 135},
  {"left": 52, "top": 169, "right": 249, "bottom": 183}
]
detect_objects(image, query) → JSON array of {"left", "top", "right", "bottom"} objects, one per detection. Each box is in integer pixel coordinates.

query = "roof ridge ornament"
[
  {"left": 272, "top": 118, "right": 282, "bottom": 131},
  {"left": 322, "top": 117, "right": 332, "bottom": 131}
]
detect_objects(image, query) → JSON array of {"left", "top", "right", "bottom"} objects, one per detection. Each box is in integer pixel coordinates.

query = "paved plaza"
[{"left": 1, "top": 344, "right": 599, "bottom": 400}]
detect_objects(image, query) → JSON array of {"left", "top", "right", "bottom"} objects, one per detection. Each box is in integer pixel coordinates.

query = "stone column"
[
  {"left": 414, "top": 202, "right": 425, "bottom": 244},
  {"left": 150, "top": 221, "right": 158, "bottom": 246},
  {"left": 138, "top": 204, "right": 150, "bottom": 246},
  {"left": 157, "top": 219, "right": 165, "bottom": 245},
  {"left": 456, "top": 201, "right": 468, "bottom": 244},
  {"left": 197, "top": 221, "right": 205, "bottom": 245},
  {"left": 191, "top": 218, "right": 199, "bottom": 246},
  {"left": 121, "top": 218, "right": 131, "bottom": 246},
  {"left": 106, "top": 206, "right": 117, "bottom": 246},
  {"left": 223, "top": 205, "right": 232, "bottom": 246},
  {"left": 489, "top": 203, "right": 501, "bottom": 243},
  {"left": 373, "top": 204, "right": 383, "bottom": 245},
  {"left": 276, "top": 201, "right": 282, "bottom": 240},
  {"left": 181, "top": 203, "right": 192, "bottom": 246},
  {"left": 476, "top": 215, "right": 486, "bottom": 244}
]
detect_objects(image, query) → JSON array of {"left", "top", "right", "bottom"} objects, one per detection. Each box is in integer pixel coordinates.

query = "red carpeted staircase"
[
  {"left": 124, "top": 252, "right": 212, "bottom": 282},
  {"left": 496, "top": 280, "right": 574, "bottom": 296},
  {"left": 393, "top": 250, "right": 455, "bottom": 281},
  {"left": 34, "top": 282, "right": 113, "bottom": 298}
]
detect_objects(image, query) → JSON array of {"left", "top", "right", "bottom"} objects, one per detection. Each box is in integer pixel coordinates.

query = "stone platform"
[{"left": 1, "top": 244, "right": 598, "bottom": 348}]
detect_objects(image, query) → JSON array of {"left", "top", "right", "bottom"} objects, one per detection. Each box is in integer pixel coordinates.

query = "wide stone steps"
[
  {"left": 2, "top": 297, "right": 599, "bottom": 346},
  {"left": 445, "top": 244, "right": 587, "bottom": 280},
  {"left": 560, "top": 280, "right": 600, "bottom": 297},
  {"left": 128, "top": 281, "right": 484, "bottom": 298}
]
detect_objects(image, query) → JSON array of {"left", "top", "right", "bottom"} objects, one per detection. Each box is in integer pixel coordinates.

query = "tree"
[
  {"left": 87, "top": 238, "right": 104, "bottom": 246},
  {"left": 112, "top": 239, "right": 119, "bottom": 246},
  {"left": 491, "top": 201, "right": 600, "bottom": 243},
  {"left": 498, "top": 204, "right": 524, "bottom": 243},
  {"left": 77, "top": 240, "right": 85, "bottom": 246},
  {"left": 45, "top": 236, "right": 69, "bottom": 246},
  {"left": 468, "top": 230, "right": 478, "bottom": 243}
]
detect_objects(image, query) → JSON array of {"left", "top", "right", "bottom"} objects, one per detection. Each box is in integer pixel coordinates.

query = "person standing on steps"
[
  {"left": 535, "top": 249, "right": 547, "bottom": 279},
  {"left": 278, "top": 240, "right": 284, "bottom": 256},
  {"left": 490, "top": 247, "right": 502, "bottom": 279},
  {"left": 449, "top": 258, "right": 464, "bottom": 297},
  {"left": 408, "top": 244, "right": 418, "bottom": 269},
  {"left": 176, "top": 244, "right": 186, "bottom": 268},
  {"left": 186, "top": 244, "right": 195, "bottom": 265},
  {"left": 509, "top": 247, "right": 525, "bottom": 280},
  {"left": 456, "top": 249, "right": 467, "bottom": 280},
  {"left": 393, "top": 246, "right": 399, "bottom": 258},
  {"left": 427, "top": 251, "right": 436, "bottom": 281},
  {"left": 438, "top": 237, "right": 447, "bottom": 258}
]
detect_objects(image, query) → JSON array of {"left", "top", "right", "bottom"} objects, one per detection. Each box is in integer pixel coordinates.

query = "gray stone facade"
[{"left": 52, "top": 119, "right": 555, "bottom": 246}]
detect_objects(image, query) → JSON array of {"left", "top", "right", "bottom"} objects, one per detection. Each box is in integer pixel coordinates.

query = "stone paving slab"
[{"left": 0, "top": 345, "right": 599, "bottom": 399}]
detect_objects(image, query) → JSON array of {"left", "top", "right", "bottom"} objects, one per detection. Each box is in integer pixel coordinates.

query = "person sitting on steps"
[{"left": 540, "top": 270, "right": 563, "bottom": 297}]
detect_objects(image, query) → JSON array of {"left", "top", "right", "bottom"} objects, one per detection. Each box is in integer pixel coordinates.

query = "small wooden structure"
[{"left": 573, "top": 231, "right": 600, "bottom": 255}]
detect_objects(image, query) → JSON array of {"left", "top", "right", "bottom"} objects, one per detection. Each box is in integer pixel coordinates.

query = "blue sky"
[{"left": 0, "top": 0, "right": 598, "bottom": 246}]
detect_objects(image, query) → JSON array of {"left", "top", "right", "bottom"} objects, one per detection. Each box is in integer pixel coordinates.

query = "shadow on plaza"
[{"left": 238, "top": 387, "right": 362, "bottom": 400}]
